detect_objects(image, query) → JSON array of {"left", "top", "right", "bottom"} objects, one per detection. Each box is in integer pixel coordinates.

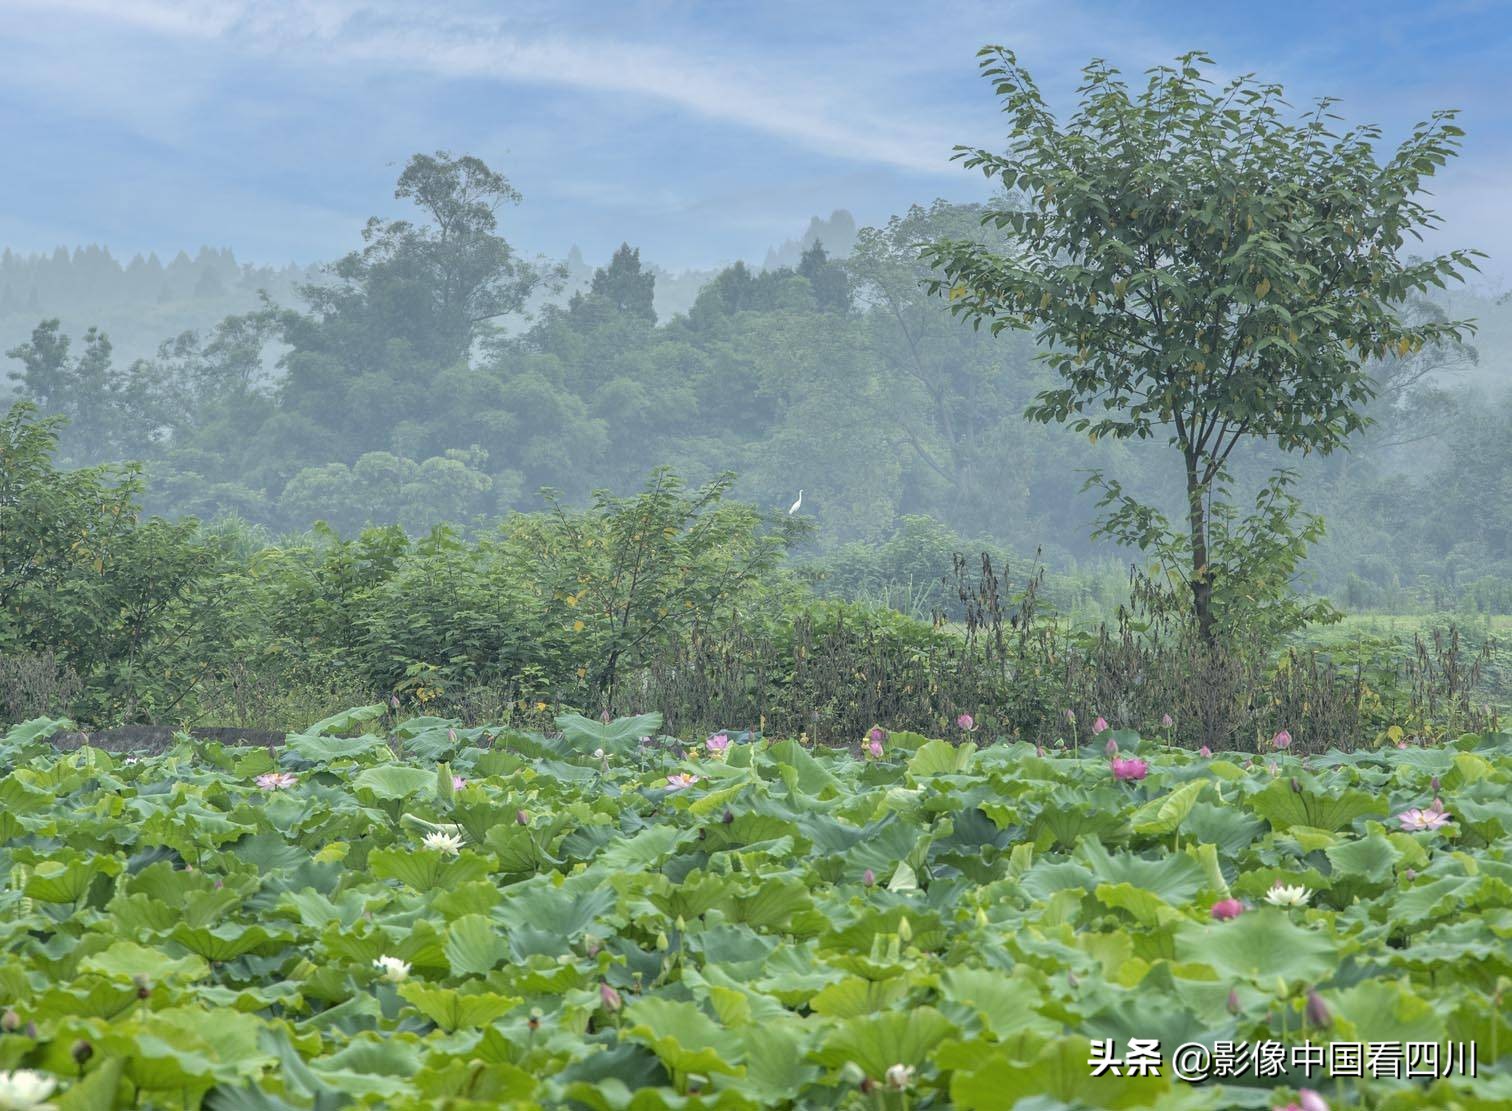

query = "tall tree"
[
  {"left": 290, "top": 151, "right": 558, "bottom": 375},
  {"left": 588, "top": 243, "right": 657, "bottom": 323},
  {"left": 927, "top": 48, "right": 1481, "bottom": 644}
]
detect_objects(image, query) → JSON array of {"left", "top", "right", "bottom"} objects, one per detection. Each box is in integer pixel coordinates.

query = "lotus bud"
[
  {"left": 516, "top": 809, "right": 529, "bottom": 825},
  {"left": 655, "top": 931, "right": 669, "bottom": 951},
  {"left": 23, "top": 1021, "right": 36, "bottom": 1039},
  {"left": 1297, "top": 1090, "right": 1329, "bottom": 1111},
  {"left": 863, "top": 868, "right": 876, "bottom": 887},
  {"left": 601, "top": 709, "right": 612, "bottom": 724},
  {"left": 975, "top": 907, "right": 988, "bottom": 927},
  {"left": 1404, "top": 867, "right": 1417, "bottom": 881},
  {"left": 1290, "top": 777, "right": 1302, "bottom": 793},
  {"left": 1199, "top": 745, "right": 1212, "bottom": 757},
  {"left": 448, "top": 728, "right": 458, "bottom": 743},
  {"left": 1067, "top": 969, "right": 1079, "bottom": 988},
  {"left": 0, "top": 1010, "right": 18, "bottom": 1033},
  {"left": 1430, "top": 776, "right": 1440, "bottom": 792},
  {"left": 675, "top": 915, "right": 686, "bottom": 933},
  {"left": 1161, "top": 714, "right": 1174, "bottom": 728},
  {"left": 72, "top": 1039, "right": 94, "bottom": 1066},
  {"left": 897, "top": 916, "right": 913, "bottom": 943},
  {"left": 1104, "top": 737, "right": 1119, "bottom": 755},
  {"left": 1227, "top": 988, "right": 1241, "bottom": 1014},
  {"left": 599, "top": 982, "right": 622, "bottom": 1012},
  {"left": 134, "top": 975, "right": 152, "bottom": 999},
  {"left": 722, "top": 809, "right": 734, "bottom": 824},
  {"left": 1305, "top": 989, "right": 1331, "bottom": 1028}
]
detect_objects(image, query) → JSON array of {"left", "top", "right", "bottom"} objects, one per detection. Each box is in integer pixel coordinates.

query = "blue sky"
[{"left": 3, "top": 0, "right": 1509, "bottom": 282}]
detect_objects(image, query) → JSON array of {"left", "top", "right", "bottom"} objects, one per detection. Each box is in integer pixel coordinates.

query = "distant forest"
[{"left": 3, "top": 156, "right": 1509, "bottom": 612}]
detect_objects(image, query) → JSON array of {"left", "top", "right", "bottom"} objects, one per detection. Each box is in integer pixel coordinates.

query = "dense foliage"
[
  {"left": 1, "top": 712, "right": 1508, "bottom": 1108},
  {"left": 3, "top": 142, "right": 1510, "bottom": 608}
]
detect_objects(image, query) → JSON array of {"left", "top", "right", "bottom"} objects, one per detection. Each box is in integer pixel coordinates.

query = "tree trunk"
[{"left": 1186, "top": 458, "right": 1216, "bottom": 647}]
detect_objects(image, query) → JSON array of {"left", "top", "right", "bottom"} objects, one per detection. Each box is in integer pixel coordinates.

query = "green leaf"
[{"left": 444, "top": 914, "right": 510, "bottom": 977}]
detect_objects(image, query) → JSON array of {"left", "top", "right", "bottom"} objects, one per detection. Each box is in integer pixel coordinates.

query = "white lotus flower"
[
  {"left": 0, "top": 1069, "right": 58, "bottom": 1110},
  {"left": 421, "top": 830, "right": 465, "bottom": 855},
  {"left": 884, "top": 1063, "right": 915, "bottom": 1090},
  {"left": 1264, "top": 882, "right": 1311, "bottom": 907},
  {"left": 372, "top": 955, "right": 410, "bottom": 983}
]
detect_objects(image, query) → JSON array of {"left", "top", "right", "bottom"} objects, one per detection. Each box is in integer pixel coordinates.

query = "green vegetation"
[{"left": 1, "top": 712, "right": 1507, "bottom": 1107}]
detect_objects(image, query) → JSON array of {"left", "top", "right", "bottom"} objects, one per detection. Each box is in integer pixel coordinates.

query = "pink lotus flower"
[
  {"left": 665, "top": 773, "right": 699, "bottom": 791},
  {"left": 1161, "top": 713, "right": 1174, "bottom": 729},
  {"left": 705, "top": 733, "right": 730, "bottom": 755},
  {"left": 1210, "top": 898, "right": 1244, "bottom": 921},
  {"left": 1104, "top": 737, "right": 1119, "bottom": 755},
  {"left": 868, "top": 726, "right": 887, "bottom": 746},
  {"left": 451, "top": 775, "right": 467, "bottom": 791},
  {"left": 1272, "top": 729, "right": 1292, "bottom": 750},
  {"left": 1275, "top": 1089, "right": 1329, "bottom": 1111},
  {"left": 868, "top": 737, "right": 884, "bottom": 758},
  {"left": 1093, "top": 716, "right": 1109, "bottom": 735},
  {"left": 1198, "top": 746, "right": 1212, "bottom": 758},
  {"left": 255, "top": 772, "right": 298, "bottom": 790},
  {"left": 1110, "top": 756, "right": 1148, "bottom": 782},
  {"left": 956, "top": 713, "right": 975, "bottom": 731},
  {"left": 1397, "top": 806, "right": 1451, "bottom": 831}
]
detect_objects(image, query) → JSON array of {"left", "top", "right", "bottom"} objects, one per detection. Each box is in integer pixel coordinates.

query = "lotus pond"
[{"left": 1, "top": 708, "right": 1509, "bottom": 1109}]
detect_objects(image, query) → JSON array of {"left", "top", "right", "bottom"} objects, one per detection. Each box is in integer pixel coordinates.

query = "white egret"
[{"left": 788, "top": 490, "right": 803, "bottom": 515}]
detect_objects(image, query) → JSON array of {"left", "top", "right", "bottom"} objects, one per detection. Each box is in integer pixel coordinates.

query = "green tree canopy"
[{"left": 926, "top": 47, "right": 1482, "bottom": 643}]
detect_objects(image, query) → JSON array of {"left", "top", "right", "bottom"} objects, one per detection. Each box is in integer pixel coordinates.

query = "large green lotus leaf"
[
  {"left": 1331, "top": 979, "right": 1447, "bottom": 1043},
  {"left": 410, "top": 1058, "right": 539, "bottom": 1103},
  {"left": 287, "top": 732, "right": 391, "bottom": 763},
  {"left": 79, "top": 940, "right": 210, "bottom": 983},
  {"left": 1075, "top": 839, "right": 1206, "bottom": 904},
  {"left": 597, "top": 824, "right": 695, "bottom": 871},
  {"left": 150, "top": 1007, "right": 273, "bottom": 1078},
  {"left": 949, "top": 1036, "right": 1172, "bottom": 1110},
  {"left": 1247, "top": 779, "right": 1387, "bottom": 832},
  {"left": 1326, "top": 831, "right": 1402, "bottom": 886},
  {"left": 296, "top": 704, "right": 388, "bottom": 739},
  {"left": 398, "top": 983, "right": 520, "bottom": 1032},
  {"left": 807, "top": 975, "right": 908, "bottom": 1018},
  {"left": 1174, "top": 908, "right": 1335, "bottom": 983},
  {"left": 352, "top": 765, "right": 437, "bottom": 801},
  {"left": 36, "top": 979, "right": 142, "bottom": 1021},
  {"left": 1032, "top": 791, "right": 1131, "bottom": 849},
  {"left": 0, "top": 774, "right": 55, "bottom": 814},
  {"left": 1095, "top": 882, "right": 1181, "bottom": 927},
  {"left": 907, "top": 739, "right": 975, "bottom": 777},
  {"left": 368, "top": 847, "right": 489, "bottom": 892},
  {"left": 496, "top": 878, "right": 617, "bottom": 938},
  {"left": 737, "top": 1019, "right": 820, "bottom": 1103},
  {"left": 170, "top": 922, "right": 287, "bottom": 962},
  {"left": 227, "top": 832, "right": 309, "bottom": 874},
  {"left": 2, "top": 716, "right": 76, "bottom": 748},
  {"left": 55, "top": 1057, "right": 125, "bottom": 1111},
  {"left": 621, "top": 997, "right": 745, "bottom": 1078},
  {"left": 813, "top": 1006, "right": 956, "bottom": 1079},
  {"left": 445, "top": 914, "right": 510, "bottom": 977},
  {"left": 1129, "top": 779, "right": 1207, "bottom": 836},
  {"left": 939, "top": 968, "right": 1059, "bottom": 1040},
  {"left": 102, "top": 1028, "right": 218, "bottom": 1092},
  {"left": 765, "top": 739, "right": 842, "bottom": 796},
  {"left": 25, "top": 852, "right": 123, "bottom": 902},
  {"left": 1388, "top": 875, "right": 1479, "bottom": 926},
  {"left": 555, "top": 711, "right": 664, "bottom": 757},
  {"left": 723, "top": 878, "right": 817, "bottom": 932}
]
